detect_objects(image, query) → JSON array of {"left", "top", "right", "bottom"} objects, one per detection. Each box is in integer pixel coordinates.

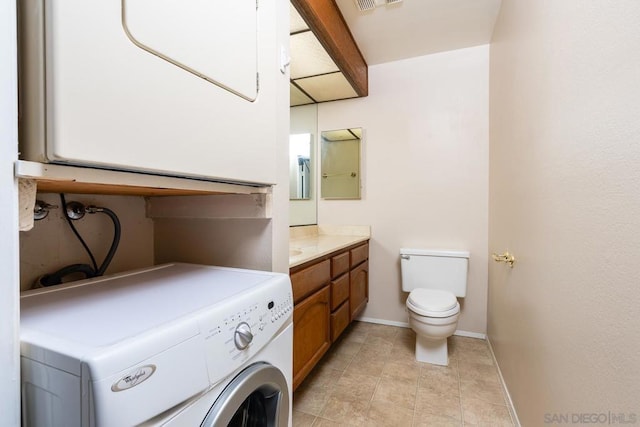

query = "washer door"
[{"left": 201, "top": 363, "right": 289, "bottom": 427}]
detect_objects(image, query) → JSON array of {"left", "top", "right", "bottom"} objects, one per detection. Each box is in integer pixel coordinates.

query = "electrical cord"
[{"left": 37, "top": 195, "right": 121, "bottom": 287}]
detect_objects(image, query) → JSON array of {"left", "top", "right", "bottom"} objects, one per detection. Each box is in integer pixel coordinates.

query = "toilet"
[{"left": 400, "top": 248, "right": 469, "bottom": 366}]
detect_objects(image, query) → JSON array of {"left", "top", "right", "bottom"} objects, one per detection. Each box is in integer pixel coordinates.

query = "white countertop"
[{"left": 289, "top": 225, "right": 370, "bottom": 268}]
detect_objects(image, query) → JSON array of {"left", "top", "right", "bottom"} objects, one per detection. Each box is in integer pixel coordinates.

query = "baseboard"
[
  {"left": 453, "top": 330, "right": 486, "bottom": 339},
  {"left": 357, "top": 317, "right": 409, "bottom": 328},
  {"left": 487, "top": 337, "right": 521, "bottom": 427},
  {"left": 357, "top": 317, "right": 486, "bottom": 339}
]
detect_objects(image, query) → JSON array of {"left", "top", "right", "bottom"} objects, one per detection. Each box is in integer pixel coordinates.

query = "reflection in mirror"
[
  {"left": 290, "top": 104, "right": 317, "bottom": 226},
  {"left": 289, "top": 134, "right": 312, "bottom": 200},
  {"left": 321, "top": 128, "right": 362, "bottom": 199}
]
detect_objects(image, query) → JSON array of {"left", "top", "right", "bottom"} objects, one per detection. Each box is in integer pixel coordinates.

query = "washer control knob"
[{"left": 234, "top": 322, "right": 253, "bottom": 350}]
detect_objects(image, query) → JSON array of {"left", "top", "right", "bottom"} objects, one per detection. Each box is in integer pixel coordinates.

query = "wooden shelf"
[{"left": 15, "top": 161, "right": 270, "bottom": 197}]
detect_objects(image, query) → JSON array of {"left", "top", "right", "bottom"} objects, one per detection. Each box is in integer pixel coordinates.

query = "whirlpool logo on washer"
[{"left": 111, "top": 365, "right": 156, "bottom": 392}]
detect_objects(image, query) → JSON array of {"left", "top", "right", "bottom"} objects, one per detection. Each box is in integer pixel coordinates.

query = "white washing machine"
[{"left": 20, "top": 263, "right": 293, "bottom": 426}]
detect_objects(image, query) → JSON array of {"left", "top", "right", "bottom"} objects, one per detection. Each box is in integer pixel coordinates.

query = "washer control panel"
[
  {"left": 198, "top": 275, "right": 292, "bottom": 386},
  {"left": 234, "top": 322, "right": 253, "bottom": 350}
]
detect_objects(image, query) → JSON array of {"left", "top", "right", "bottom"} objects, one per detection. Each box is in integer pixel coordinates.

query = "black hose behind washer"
[
  {"left": 38, "top": 196, "right": 122, "bottom": 287},
  {"left": 90, "top": 206, "right": 121, "bottom": 276}
]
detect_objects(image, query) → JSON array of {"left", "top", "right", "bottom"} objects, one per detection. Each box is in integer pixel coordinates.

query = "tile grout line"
[
  {"left": 454, "top": 352, "right": 465, "bottom": 426},
  {"left": 364, "top": 326, "right": 380, "bottom": 425},
  {"left": 457, "top": 338, "right": 515, "bottom": 426},
  {"left": 323, "top": 335, "right": 358, "bottom": 423},
  {"left": 365, "top": 376, "right": 381, "bottom": 424},
  {"left": 366, "top": 327, "right": 393, "bottom": 424},
  {"left": 298, "top": 324, "right": 510, "bottom": 426},
  {"left": 413, "top": 361, "right": 426, "bottom": 427}
]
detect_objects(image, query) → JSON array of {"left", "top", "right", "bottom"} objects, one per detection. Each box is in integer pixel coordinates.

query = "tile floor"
[{"left": 292, "top": 321, "right": 515, "bottom": 426}]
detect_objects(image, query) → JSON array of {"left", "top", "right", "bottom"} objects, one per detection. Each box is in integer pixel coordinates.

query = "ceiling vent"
[
  {"left": 354, "top": 0, "right": 403, "bottom": 12},
  {"left": 354, "top": 0, "right": 376, "bottom": 11}
]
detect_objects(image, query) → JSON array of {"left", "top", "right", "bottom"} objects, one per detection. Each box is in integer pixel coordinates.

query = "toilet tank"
[{"left": 400, "top": 249, "right": 469, "bottom": 297}]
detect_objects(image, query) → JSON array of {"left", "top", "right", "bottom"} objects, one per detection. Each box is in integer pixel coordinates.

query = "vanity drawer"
[
  {"left": 330, "top": 301, "right": 350, "bottom": 342},
  {"left": 350, "top": 243, "right": 369, "bottom": 268},
  {"left": 291, "top": 259, "right": 330, "bottom": 304},
  {"left": 331, "top": 252, "right": 350, "bottom": 279},
  {"left": 330, "top": 273, "right": 349, "bottom": 310}
]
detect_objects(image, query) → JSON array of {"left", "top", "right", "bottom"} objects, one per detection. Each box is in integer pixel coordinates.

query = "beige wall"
[
  {"left": 20, "top": 194, "right": 154, "bottom": 290},
  {"left": 317, "top": 45, "right": 489, "bottom": 334},
  {"left": 489, "top": 1, "right": 640, "bottom": 424},
  {"left": 154, "top": 218, "right": 273, "bottom": 271},
  {"left": 20, "top": 192, "right": 281, "bottom": 291}
]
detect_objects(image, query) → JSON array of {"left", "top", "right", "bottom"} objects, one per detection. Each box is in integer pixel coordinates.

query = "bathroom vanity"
[{"left": 289, "top": 226, "right": 370, "bottom": 390}]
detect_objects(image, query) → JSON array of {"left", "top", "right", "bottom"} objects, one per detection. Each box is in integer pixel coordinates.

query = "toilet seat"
[{"left": 407, "top": 289, "right": 460, "bottom": 318}]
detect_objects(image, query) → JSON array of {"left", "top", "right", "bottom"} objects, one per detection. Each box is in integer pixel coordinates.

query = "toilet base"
[{"left": 415, "top": 335, "right": 449, "bottom": 366}]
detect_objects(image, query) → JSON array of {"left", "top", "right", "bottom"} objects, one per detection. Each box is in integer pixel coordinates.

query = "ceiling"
[
  {"left": 335, "top": 0, "right": 502, "bottom": 65},
  {"left": 289, "top": 4, "right": 358, "bottom": 106},
  {"left": 290, "top": 0, "right": 502, "bottom": 106}
]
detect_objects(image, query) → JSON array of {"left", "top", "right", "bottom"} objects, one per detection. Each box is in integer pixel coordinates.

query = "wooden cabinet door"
[
  {"left": 293, "top": 286, "right": 331, "bottom": 390},
  {"left": 350, "top": 260, "right": 369, "bottom": 320},
  {"left": 330, "top": 301, "right": 350, "bottom": 342}
]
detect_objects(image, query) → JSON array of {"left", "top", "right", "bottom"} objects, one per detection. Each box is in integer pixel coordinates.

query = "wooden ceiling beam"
[{"left": 291, "top": 0, "right": 368, "bottom": 97}]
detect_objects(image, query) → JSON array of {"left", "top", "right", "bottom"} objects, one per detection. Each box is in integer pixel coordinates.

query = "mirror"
[
  {"left": 289, "top": 134, "right": 312, "bottom": 199},
  {"left": 290, "top": 104, "right": 317, "bottom": 226},
  {"left": 320, "top": 128, "right": 362, "bottom": 199}
]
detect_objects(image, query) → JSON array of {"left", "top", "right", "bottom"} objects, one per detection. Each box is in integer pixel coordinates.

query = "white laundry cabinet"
[{"left": 19, "top": 0, "right": 288, "bottom": 185}]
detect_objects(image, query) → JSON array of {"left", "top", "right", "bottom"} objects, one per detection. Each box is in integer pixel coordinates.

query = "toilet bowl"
[
  {"left": 406, "top": 289, "right": 460, "bottom": 365},
  {"left": 400, "top": 248, "right": 469, "bottom": 366}
]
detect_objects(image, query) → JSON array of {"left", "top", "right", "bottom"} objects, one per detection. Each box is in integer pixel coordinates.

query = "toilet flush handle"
[{"left": 401, "top": 254, "right": 410, "bottom": 260}]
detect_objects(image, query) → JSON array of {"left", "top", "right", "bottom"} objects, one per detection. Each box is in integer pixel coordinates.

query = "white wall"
[
  {"left": 317, "top": 45, "right": 489, "bottom": 334},
  {"left": 0, "top": 0, "right": 20, "bottom": 423},
  {"left": 489, "top": 1, "right": 640, "bottom": 424},
  {"left": 290, "top": 104, "right": 318, "bottom": 226}
]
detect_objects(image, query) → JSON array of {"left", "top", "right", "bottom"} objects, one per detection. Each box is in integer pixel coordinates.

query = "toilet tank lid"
[{"left": 400, "top": 248, "right": 470, "bottom": 258}]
